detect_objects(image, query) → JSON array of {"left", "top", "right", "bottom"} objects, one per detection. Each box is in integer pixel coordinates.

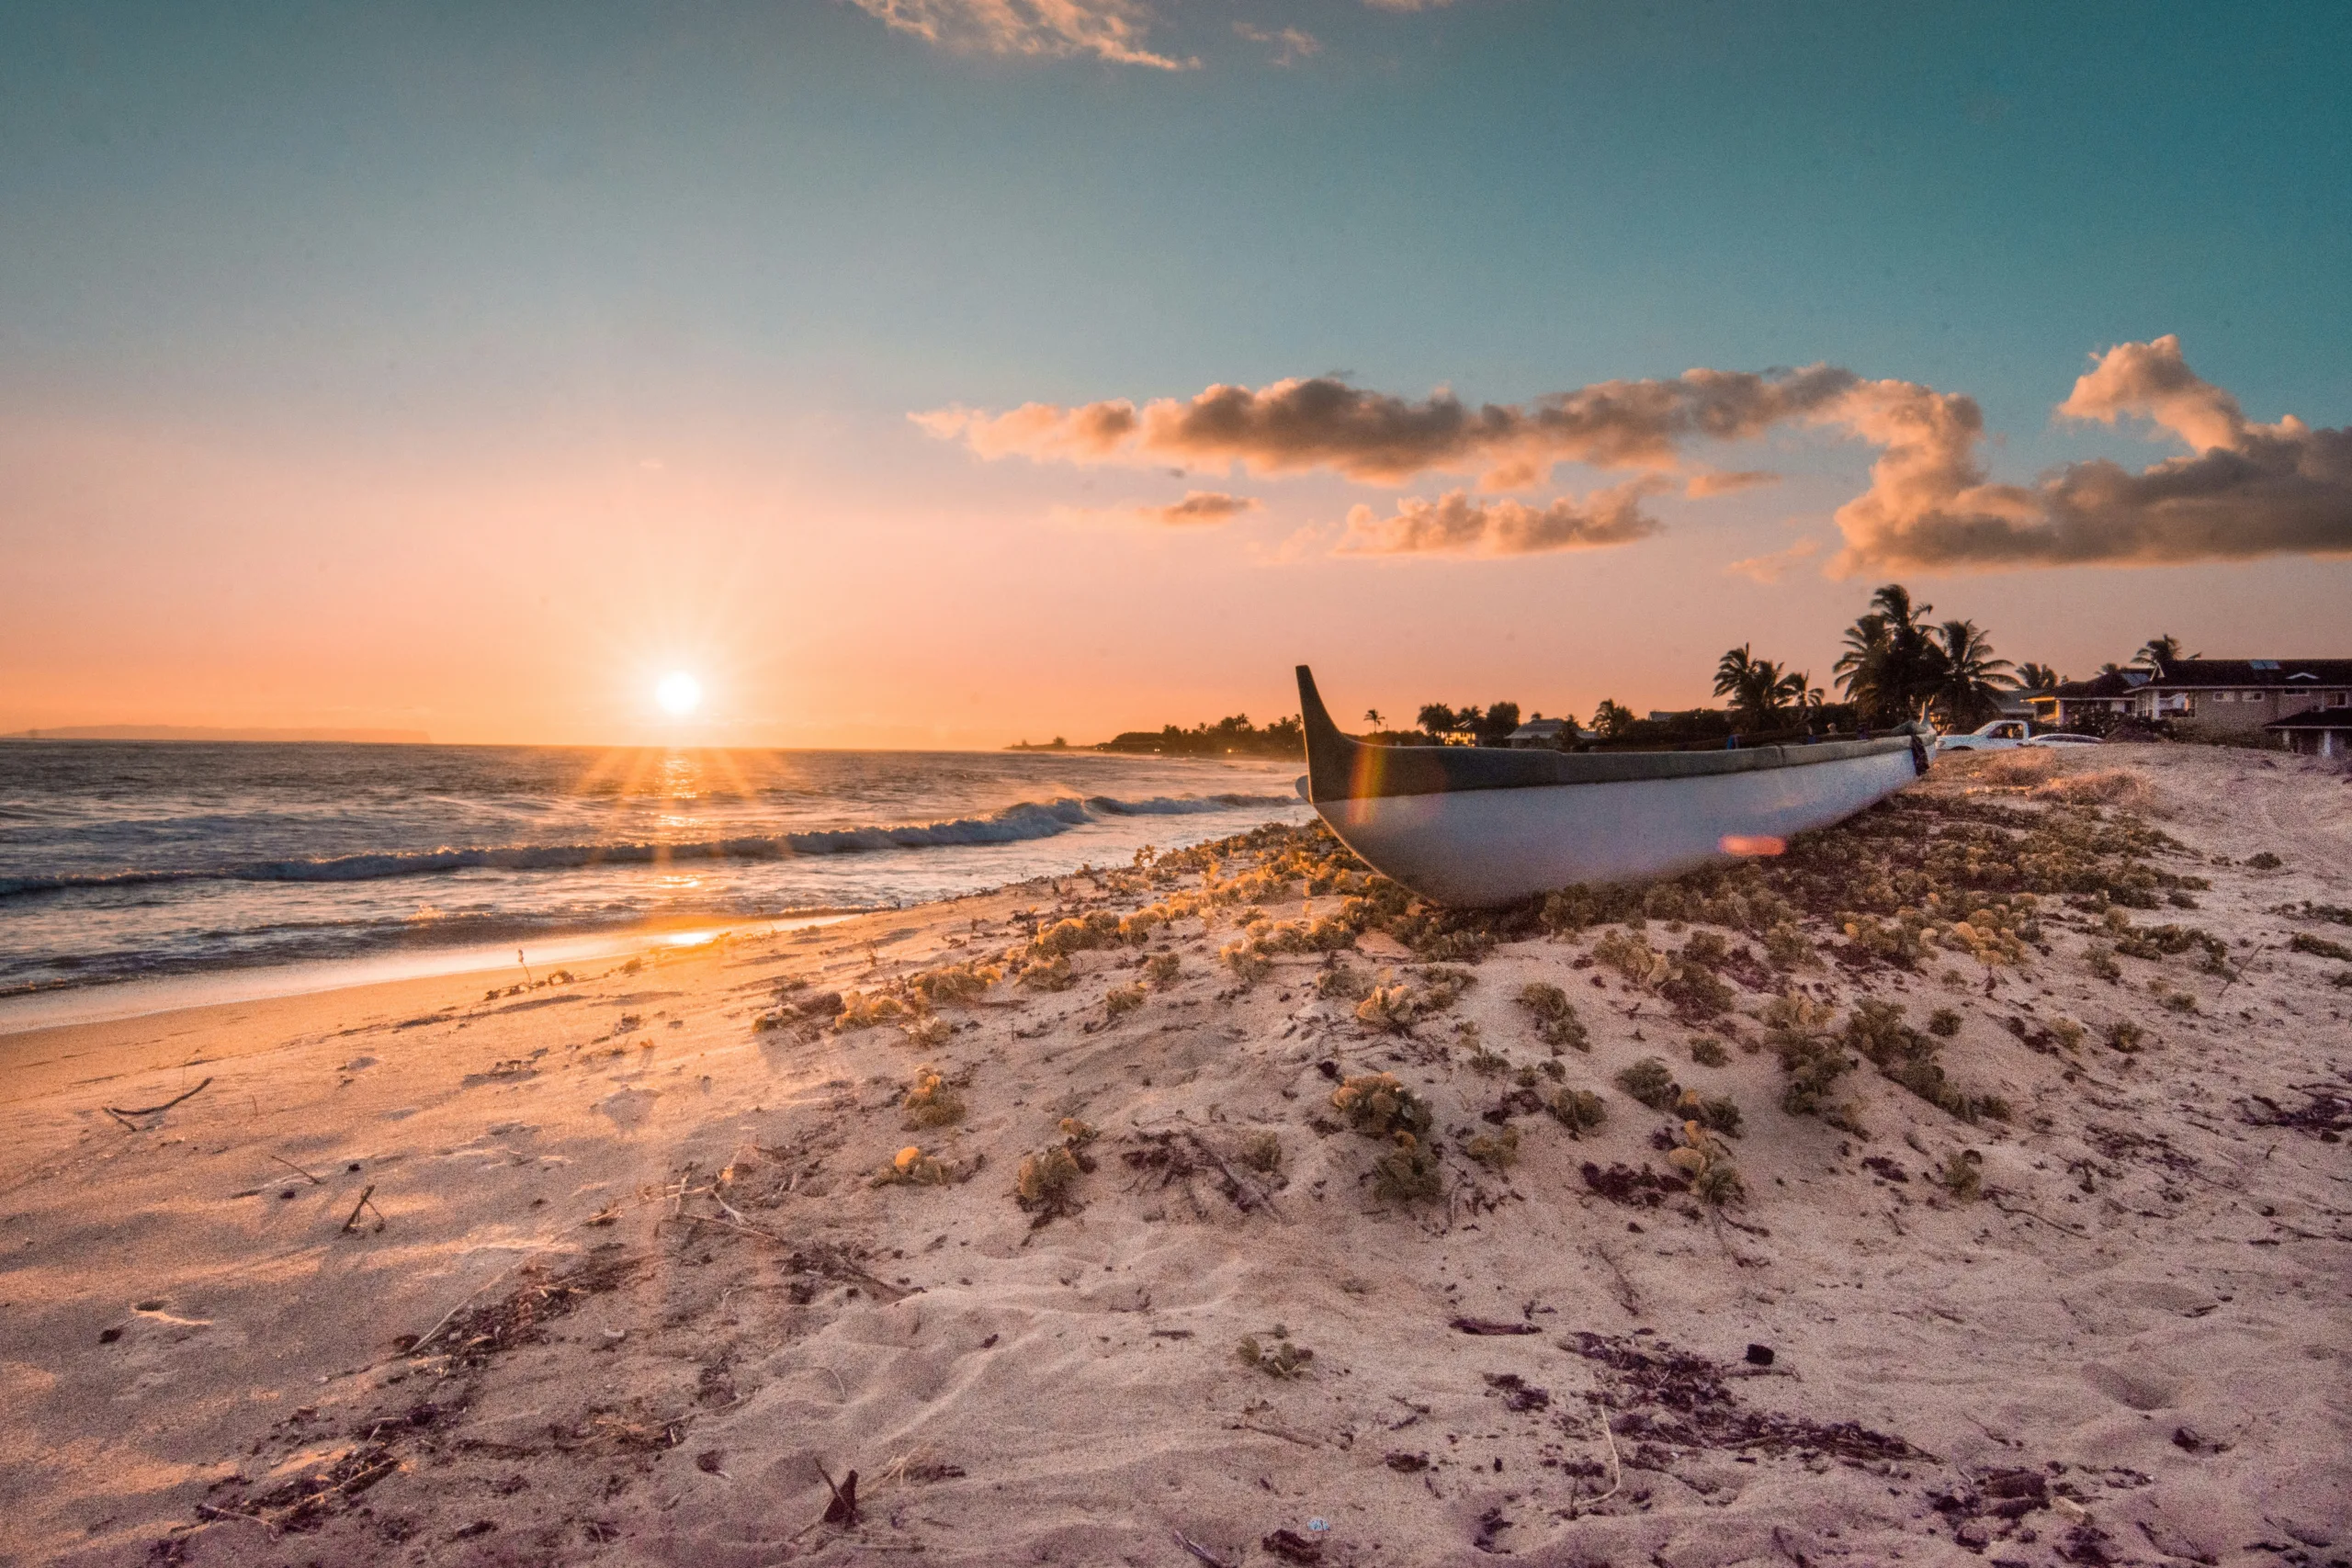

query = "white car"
[{"left": 1935, "top": 718, "right": 2102, "bottom": 752}]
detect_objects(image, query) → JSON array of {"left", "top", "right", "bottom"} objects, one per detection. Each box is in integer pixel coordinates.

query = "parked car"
[{"left": 1936, "top": 718, "right": 2103, "bottom": 752}]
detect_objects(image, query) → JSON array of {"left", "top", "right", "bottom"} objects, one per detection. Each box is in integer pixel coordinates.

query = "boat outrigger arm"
[{"left": 1295, "top": 665, "right": 1930, "bottom": 908}]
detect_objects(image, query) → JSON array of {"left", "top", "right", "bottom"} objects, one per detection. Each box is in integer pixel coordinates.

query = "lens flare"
[{"left": 655, "top": 672, "right": 703, "bottom": 716}]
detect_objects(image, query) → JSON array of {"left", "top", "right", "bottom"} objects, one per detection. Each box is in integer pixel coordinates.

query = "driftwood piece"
[
  {"left": 340, "top": 1184, "right": 383, "bottom": 1234},
  {"left": 102, "top": 1077, "right": 213, "bottom": 1128}
]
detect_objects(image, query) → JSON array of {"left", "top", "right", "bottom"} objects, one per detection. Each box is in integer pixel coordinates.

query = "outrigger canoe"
[{"left": 1295, "top": 665, "right": 1929, "bottom": 908}]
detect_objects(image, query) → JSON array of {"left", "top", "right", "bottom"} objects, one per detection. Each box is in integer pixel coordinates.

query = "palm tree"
[
  {"left": 1715, "top": 645, "right": 1807, "bottom": 729},
  {"left": 1590, "top": 699, "right": 1636, "bottom": 739},
  {"left": 2014, "top": 662, "right": 2064, "bottom": 694},
  {"left": 1834, "top": 584, "right": 1949, "bottom": 725},
  {"left": 2134, "top": 634, "right": 2194, "bottom": 673},
  {"left": 1363, "top": 709, "right": 1385, "bottom": 733},
  {"left": 1416, "top": 703, "right": 1457, "bottom": 737},
  {"left": 1931, "top": 620, "right": 2016, "bottom": 729}
]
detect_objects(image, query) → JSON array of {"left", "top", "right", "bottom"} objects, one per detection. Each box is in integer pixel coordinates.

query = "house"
[
  {"left": 2264, "top": 710, "right": 2352, "bottom": 760},
  {"left": 2129, "top": 659, "right": 2352, "bottom": 742},
  {"left": 2039, "top": 669, "right": 2147, "bottom": 728},
  {"left": 1505, "top": 718, "right": 1575, "bottom": 749}
]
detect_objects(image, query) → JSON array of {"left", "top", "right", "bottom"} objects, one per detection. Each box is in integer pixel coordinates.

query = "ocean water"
[{"left": 0, "top": 742, "right": 1309, "bottom": 1004}]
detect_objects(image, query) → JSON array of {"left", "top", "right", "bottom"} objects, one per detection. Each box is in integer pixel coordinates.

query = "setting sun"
[{"left": 654, "top": 671, "right": 703, "bottom": 716}]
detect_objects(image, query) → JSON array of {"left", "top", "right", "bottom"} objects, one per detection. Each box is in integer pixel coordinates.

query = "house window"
[
  {"left": 2214, "top": 692, "right": 2234, "bottom": 703},
  {"left": 2329, "top": 692, "right": 2349, "bottom": 708}
]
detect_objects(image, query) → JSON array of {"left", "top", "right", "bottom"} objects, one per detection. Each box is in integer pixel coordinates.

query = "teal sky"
[{"left": 4, "top": 2, "right": 2348, "bottom": 745}]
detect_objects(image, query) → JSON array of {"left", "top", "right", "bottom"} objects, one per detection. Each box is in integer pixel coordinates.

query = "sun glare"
[{"left": 655, "top": 671, "right": 703, "bottom": 716}]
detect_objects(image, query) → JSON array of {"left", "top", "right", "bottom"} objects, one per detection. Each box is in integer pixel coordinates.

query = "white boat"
[{"left": 1295, "top": 665, "right": 1930, "bottom": 908}]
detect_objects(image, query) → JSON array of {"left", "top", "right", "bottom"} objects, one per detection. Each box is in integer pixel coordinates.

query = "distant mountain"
[{"left": 4, "top": 725, "right": 432, "bottom": 744}]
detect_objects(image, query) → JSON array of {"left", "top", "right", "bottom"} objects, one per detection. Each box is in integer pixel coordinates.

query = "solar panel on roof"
[{"left": 2250, "top": 660, "right": 2279, "bottom": 670}]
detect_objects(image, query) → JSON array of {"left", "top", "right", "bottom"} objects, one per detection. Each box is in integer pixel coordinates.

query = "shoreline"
[{"left": 3, "top": 744, "right": 2346, "bottom": 1565}]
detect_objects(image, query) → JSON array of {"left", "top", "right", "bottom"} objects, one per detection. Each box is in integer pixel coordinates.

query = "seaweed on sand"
[
  {"left": 1567, "top": 1332, "right": 1928, "bottom": 1466},
  {"left": 1332, "top": 1073, "right": 1435, "bottom": 1139},
  {"left": 1515, "top": 982, "right": 1590, "bottom": 1053},
  {"left": 1841, "top": 998, "right": 2011, "bottom": 1123}
]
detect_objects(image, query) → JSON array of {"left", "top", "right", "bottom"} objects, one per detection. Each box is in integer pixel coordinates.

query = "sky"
[{"left": 3, "top": 0, "right": 2347, "bottom": 748}]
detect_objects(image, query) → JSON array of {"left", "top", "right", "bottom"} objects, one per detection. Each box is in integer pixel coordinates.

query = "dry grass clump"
[
  {"left": 1103, "top": 982, "right": 1146, "bottom": 1018},
  {"left": 1332, "top": 1072, "right": 1434, "bottom": 1139},
  {"left": 1018, "top": 953, "right": 1074, "bottom": 992},
  {"left": 908, "top": 961, "right": 1001, "bottom": 1008},
  {"left": 1459, "top": 1021, "right": 1510, "bottom": 1076},
  {"left": 1239, "top": 1131, "right": 1283, "bottom": 1173},
  {"left": 1144, "top": 952, "right": 1182, "bottom": 986},
  {"left": 901, "top": 1014, "right": 954, "bottom": 1050},
  {"left": 1614, "top": 1056, "right": 1681, "bottom": 1112},
  {"left": 1938, "top": 1149, "right": 1983, "bottom": 1201},
  {"left": 2104, "top": 1020, "right": 2148, "bottom": 1054},
  {"left": 1762, "top": 992, "right": 1863, "bottom": 1133},
  {"left": 1842, "top": 998, "right": 2010, "bottom": 1122},
  {"left": 1970, "top": 750, "right": 2062, "bottom": 787},
  {"left": 1516, "top": 982, "right": 1591, "bottom": 1052},
  {"left": 1546, "top": 1088, "right": 1607, "bottom": 1136},
  {"left": 1218, "top": 940, "right": 1274, "bottom": 985},
  {"left": 2086, "top": 944, "right": 2121, "bottom": 981},
  {"left": 1372, "top": 1135, "right": 1444, "bottom": 1201},
  {"left": 1352, "top": 966, "right": 1472, "bottom": 1032},
  {"left": 1689, "top": 1036, "right": 1730, "bottom": 1067},
  {"left": 1676, "top": 1087, "right": 1744, "bottom": 1137},
  {"left": 833, "top": 990, "right": 915, "bottom": 1032},
  {"left": 901, "top": 1066, "right": 966, "bottom": 1128},
  {"left": 1316, "top": 962, "right": 1374, "bottom": 1001},
  {"left": 1465, "top": 1125, "right": 1521, "bottom": 1169},
  {"left": 1014, "top": 1119, "right": 1099, "bottom": 1221},
  {"left": 1665, "top": 1122, "right": 1743, "bottom": 1204},
  {"left": 1593, "top": 930, "right": 1735, "bottom": 1018},
  {"left": 2032, "top": 769, "right": 2154, "bottom": 811},
  {"left": 1595, "top": 929, "right": 1669, "bottom": 987},
  {"left": 1238, "top": 1329, "right": 1315, "bottom": 1378},
  {"left": 871, "top": 1145, "right": 959, "bottom": 1188}
]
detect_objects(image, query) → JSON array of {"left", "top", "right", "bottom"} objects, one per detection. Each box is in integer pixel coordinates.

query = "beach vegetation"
[
  {"left": 1840, "top": 998, "right": 2010, "bottom": 1122},
  {"left": 909, "top": 961, "right": 1001, "bottom": 1008},
  {"left": 1239, "top": 1131, "right": 1283, "bottom": 1173},
  {"left": 901, "top": 1066, "right": 966, "bottom": 1128},
  {"left": 902, "top": 1015, "right": 954, "bottom": 1049},
  {"left": 2086, "top": 945, "right": 2121, "bottom": 981},
  {"left": 871, "top": 1145, "right": 957, "bottom": 1188},
  {"left": 1689, "top": 1036, "right": 1729, "bottom": 1067},
  {"left": 1546, "top": 1087, "right": 1607, "bottom": 1136},
  {"left": 833, "top": 990, "right": 914, "bottom": 1031},
  {"left": 1372, "top": 1134, "right": 1444, "bottom": 1201},
  {"left": 1103, "top": 982, "right": 1146, "bottom": 1018},
  {"left": 1927, "top": 1007, "right": 1962, "bottom": 1037},
  {"left": 1219, "top": 940, "right": 1273, "bottom": 984},
  {"left": 1938, "top": 1149, "right": 1984, "bottom": 1201},
  {"left": 1316, "top": 961, "right": 1374, "bottom": 1001},
  {"left": 2104, "top": 1020, "right": 2147, "bottom": 1054},
  {"left": 1465, "top": 1125, "right": 1521, "bottom": 1169},
  {"left": 1515, "top": 982, "right": 1591, "bottom": 1052},
  {"left": 1460, "top": 1021, "right": 1510, "bottom": 1075},
  {"left": 1332, "top": 1072, "right": 1434, "bottom": 1139},
  {"left": 1614, "top": 1056, "right": 1681, "bottom": 1112},
  {"left": 1018, "top": 954, "right": 1074, "bottom": 992},
  {"left": 1144, "top": 952, "right": 1182, "bottom": 986}
]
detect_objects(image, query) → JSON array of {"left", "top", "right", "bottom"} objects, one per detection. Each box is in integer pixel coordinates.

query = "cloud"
[
  {"left": 1361, "top": 0, "right": 1461, "bottom": 9},
  {"left": 1234, "top": 22, "right": 1320, "bottom": 63},
  {"left": 1685, "top": 468, "right": 1779, "bottom": 498},
  {"left": 1335, "top": 479, "right": 1667, "bottom": 558},
  {"left": 1140, "top": 490, "right": 1260, "bottom": 525},
  {"left": 1724, "top": 537, "right": 1820, "bottom": 583},
  {"left": 846, "top": 0, "right": 1194, "bottom": 70},
  {"left": 918, "top": 366, "right": 1858, "bottom": 488},
  {"left": 1822, "top": 337, "right": 2352, "bottom": 572}
]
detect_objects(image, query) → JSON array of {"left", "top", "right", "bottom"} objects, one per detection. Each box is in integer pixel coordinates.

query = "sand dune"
[{"left": 2, "top": 743, "right": 2346, "bottom": 1567}]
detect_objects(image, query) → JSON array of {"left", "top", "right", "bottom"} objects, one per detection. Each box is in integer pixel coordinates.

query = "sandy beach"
[{"left": 4, "top": 743, "right": 2347, "bottom": 1568}]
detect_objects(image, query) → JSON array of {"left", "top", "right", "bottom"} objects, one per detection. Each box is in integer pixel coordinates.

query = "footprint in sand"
[{"left": 598, "top": 1087, "right": 657, "bottom": 1130}]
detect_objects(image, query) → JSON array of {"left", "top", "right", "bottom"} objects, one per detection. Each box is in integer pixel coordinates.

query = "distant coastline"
[{"left": 3, "top": 725, "right": 433, "bottom": 744}]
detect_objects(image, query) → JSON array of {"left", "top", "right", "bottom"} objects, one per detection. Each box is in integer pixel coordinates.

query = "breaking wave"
[{"left": 0, "top": 792, "right": 1295, "bottom": 898}]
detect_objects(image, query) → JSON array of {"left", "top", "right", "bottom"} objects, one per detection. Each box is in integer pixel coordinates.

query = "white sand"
[{"left": 2, "top": 743, "right": 2346, "bottom": 1567}]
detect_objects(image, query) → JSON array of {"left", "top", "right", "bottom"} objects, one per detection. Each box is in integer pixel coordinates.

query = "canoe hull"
[{"left": 1311, "top": 739, "right": 1917, "bottom": 907}]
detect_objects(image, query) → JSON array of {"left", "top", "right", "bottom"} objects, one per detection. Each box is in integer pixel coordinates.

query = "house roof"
[
  {"left": 2051, "top": 670, "right": 2147, "bottom": 700},
  {"left": 2144, "top": 659, "right": 2352, "bottom": 689},
  {"left": 1507, "top": 719, "right": 1570, "bottom": 739},
  {"left": 2264, "top": 710, "right": 2352, "bottom": 731}
]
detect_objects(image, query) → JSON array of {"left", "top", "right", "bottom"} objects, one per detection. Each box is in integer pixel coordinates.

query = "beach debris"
[
  {"left": 1745, "top": 1343, "right": 1775, "bottom": 1367},
  {"left": 1484, "top": 1371, "right": 1551, "bottom": 1412},
  {"left": 339, "top": 1183, "right": 387, "bottom": 1234},
  {"left": 900, "top": 1066, "right": 966, "bottom": 1128},
  {"left": 1580, "top": 1161, "right": 1688, "bottom": 1209},
  {"left": 2238, "top": 1087, "right": 2351, "bottom": 1137},
  {"left": 1515, "top": 981, "right": 1590, "bottom": 1052},
  {"left": 1174, "top": 1531, "right": 1238, "bottom": 1568},
  {"left": 266, "top": 1153, "right": 324, "bottom": 1185},
  {"left": 1385, "top": 1450, "right": 1432, "bottom": 1470},
  {"left": 1761, "top": 992, "right": 1864, "bottom": 1132},
  {"left": 1569, "top": 1330, "right": 1926, "bottom": 1465},
  {"left": 818, "top": 1463, "right": 860, "bottom": 1526},
  {"left": 1238, "top": 1327, "right": 1315, "bottom": 1378},
  {"left": 1015, "top": 1120, "right": 1098, "bottom": 1224},
  {"left": 2103, "top": 1020, "right": 2147, "bottom": 1054},
  {"left": 408, "top": 1247, "right": 646, "bottom": 1367},
  {"left": 1261, "top": 1528, "right": 1325, "bottom": 1563},
  {"left": 1460, "top": 1020, "right": 1510, "bottom": 1075},
  {"left": 99, "top": 1076, "right": 213, "bottom": 1130},
  {"left": 1315, "top": 961, "right": 1374, "bottom": 1001},
  {"left": 1451, "top": 1315, "right": 1539, "bottom": 1336},
  {"left": 901, "top": 1014, "right": 954, "bottom": 1049}
]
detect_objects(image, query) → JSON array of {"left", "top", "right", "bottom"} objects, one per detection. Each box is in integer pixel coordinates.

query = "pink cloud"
[
  {"left": 1140, "top": 490, "right": 1260, "bottom": 525},
  {"left": 846, "top": 0, "right": 1195, "bottom": 70},
  {"left": 1335, "top": 479, "right": 1667, "bottom": 558}
]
